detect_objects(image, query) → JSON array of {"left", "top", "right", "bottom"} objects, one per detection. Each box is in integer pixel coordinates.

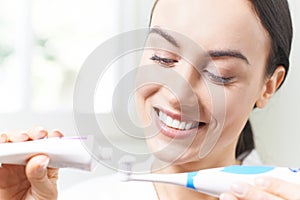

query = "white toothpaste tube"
[
  {"left": 122, "top": 165, "right": 300, "bottom": 197},
  {"left": 0, "top": 136, "right": 98, "bottom": 171}
]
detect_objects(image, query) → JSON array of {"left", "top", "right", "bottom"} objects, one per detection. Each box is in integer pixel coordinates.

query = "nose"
[{"left": 167, "top": 63, "right": 201, "bottom": 113}]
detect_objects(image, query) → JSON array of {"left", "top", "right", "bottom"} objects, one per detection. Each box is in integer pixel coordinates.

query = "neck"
[
  {"left": 154, "top": 182, "right": 218, "bottom": 200},
  {"left": 155, "top": 142, "right": 238, "bottom": 173},
  {"left": 152, "top": 144, "right": 239, "bottom": 200}
]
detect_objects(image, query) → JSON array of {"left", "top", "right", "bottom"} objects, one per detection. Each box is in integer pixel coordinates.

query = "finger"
[
  {"left": 220, "top": 193, "right": 238, "bottom": 200},
  {"left": 255, "top": 176, "right": 300, "bottom": 199},
  {"left": 6, "top": 132, "right": 29, "bottom": 142},
  {"left": 26, "top": 155, "right": 58, "bottom": 199},
  {"left": 27, "top": 126, "right": 48, "bottom": 140},
  {"left": 48, "top": 129, "right": 64, "bottom": 138},
  {"left": 230, "top": 182, "right": 283, "bottom": 200},
  {"left": 0, "top": 133, "right": 8, "bottom": 143}
]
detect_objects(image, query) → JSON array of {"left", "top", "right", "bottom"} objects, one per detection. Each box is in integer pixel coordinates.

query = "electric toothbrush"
[{"left": 121, "top": 165, "right": 300, "bottom": 197}]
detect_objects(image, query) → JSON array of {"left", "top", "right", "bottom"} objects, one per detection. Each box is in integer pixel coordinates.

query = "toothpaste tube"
[{"left": 0, "top": 136, "right": 98, "bottom": 171}]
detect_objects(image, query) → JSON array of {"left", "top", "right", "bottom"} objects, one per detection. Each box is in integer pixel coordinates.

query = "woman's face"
[{"left": 136, "top": 0, "right": 271, "bottom": 166}]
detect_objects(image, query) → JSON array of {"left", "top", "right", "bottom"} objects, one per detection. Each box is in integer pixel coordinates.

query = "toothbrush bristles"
[{"left": 117, "top": 155, "right": 135, "bottom": 181}]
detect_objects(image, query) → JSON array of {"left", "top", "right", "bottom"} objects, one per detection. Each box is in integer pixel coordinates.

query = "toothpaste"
[{"left": 0, "top": 136, "right": 98, "bottom": 171}]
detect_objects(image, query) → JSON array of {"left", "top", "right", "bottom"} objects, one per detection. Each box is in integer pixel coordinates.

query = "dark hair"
[
  {"left": 237, "top": 0, "right": 293, "bottom": 160},
  {"left": 249, "top": 0, "right": 293, "bottom": 86},
  {"left": 149, "top": 0, "right": 293, "bottom": 160}
]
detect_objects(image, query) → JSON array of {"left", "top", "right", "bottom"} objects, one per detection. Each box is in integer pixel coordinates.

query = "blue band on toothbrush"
[
  {"left": 222, "top": 166, "right": 275, "bottom": 174},
  {"left": 186, "top": 172, "right": 198, "bottom": 190}
]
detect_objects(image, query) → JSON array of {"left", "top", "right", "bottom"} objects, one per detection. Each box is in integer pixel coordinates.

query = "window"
[{"left": 0, "top": 0, "right": 153, "bottom": 114}]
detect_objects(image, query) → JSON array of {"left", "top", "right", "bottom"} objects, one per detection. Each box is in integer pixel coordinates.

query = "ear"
[{"left": 255, "top": 66, "right": 286, "bottom": 108}]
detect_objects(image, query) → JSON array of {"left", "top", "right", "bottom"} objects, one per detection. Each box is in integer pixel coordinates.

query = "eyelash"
[
  {"left": 150, "top": 54, "right": 178, "bottom": 67},
  {"left": 203, "top": 70, "right": 234, "bottom": 84},
  {"left": 149, "top": 54, "right": 234, "bottom": 84}
]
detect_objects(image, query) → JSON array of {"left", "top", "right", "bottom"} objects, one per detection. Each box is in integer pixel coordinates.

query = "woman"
[{"left": 0, "top": 0, "right": 298, "bottom": 199}]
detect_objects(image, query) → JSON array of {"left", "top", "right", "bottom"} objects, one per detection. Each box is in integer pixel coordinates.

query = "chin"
[{"left": 145, "top": 134, "right": 203, "bottom": 167}]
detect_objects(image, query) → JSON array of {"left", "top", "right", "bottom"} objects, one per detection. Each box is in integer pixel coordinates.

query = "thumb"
[{"left": 26, "top": 155, "right": 58, "bottom": 199}]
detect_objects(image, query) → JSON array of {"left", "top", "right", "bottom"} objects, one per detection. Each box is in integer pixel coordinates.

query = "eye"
[
  {"left": 203, "top": 70, "right": 234, "bottom": 85},
  {"left": 150, "top": 54, "right": 178, "bottom": 67}
]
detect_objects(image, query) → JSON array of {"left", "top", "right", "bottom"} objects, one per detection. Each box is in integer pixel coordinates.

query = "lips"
[{"left": 154, "top": 107, "right": 206, "bottom": 139}]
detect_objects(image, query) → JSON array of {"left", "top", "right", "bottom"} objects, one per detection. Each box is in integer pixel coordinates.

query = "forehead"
[{"left": 151, "top": 0, "right": 270, "bottom": 64}]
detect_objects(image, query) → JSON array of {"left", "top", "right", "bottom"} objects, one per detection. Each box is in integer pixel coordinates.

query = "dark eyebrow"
[
  {"left": 208, "top": 50, "right": 250, "bottom": 65},
  {"left": 149, "top": 27, "right": 249, "bottom": 64},
  {"left": 149, "top": 27, "right": 180, "bottom": 48}
]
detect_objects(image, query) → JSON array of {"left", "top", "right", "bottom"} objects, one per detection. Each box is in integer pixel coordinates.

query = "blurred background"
[{"left": 0, "top": 0, "right": 299, "bottom": 193}]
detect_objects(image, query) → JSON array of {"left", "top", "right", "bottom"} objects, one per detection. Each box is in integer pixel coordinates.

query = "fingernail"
[
  {"left": 220, "top": 193, "right": 235, "bottom": 200},
  {"left": 51, "top": 129, "right": 63, "bottom": 137},
  {"left": 255, "top": 177, "right": 270, "bottom": 188},
  {"left": 231, "top": 183, "right": 248, "bottom": 196},
  {"left": 35, "top": 156, "right": 49, "bottom": 174},
  {"left": 19, "top": 133, "right": 29, "bottom": 140},
  {"left": 34, "top": 126, "right": 47, "bottom": 138}
]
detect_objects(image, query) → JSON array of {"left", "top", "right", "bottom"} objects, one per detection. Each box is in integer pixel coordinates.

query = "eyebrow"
[
  {"left": 208, "top": 50, "right": 250, "bottom": 65},
  {"left": 149, "top": 27, "right": 180, "bottom": 48},
  {"left": 149, "top": 27, "right": 250, "bottom": 65}
]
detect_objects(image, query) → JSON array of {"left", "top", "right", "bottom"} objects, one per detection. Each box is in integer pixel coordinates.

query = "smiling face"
[{"left": 136, "top": 0, "right": 280, "bottom": 168}]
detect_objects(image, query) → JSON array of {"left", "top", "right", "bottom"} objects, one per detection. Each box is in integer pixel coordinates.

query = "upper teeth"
[{"left": 158, "top": 110, "right": 198, "bottom": 130}]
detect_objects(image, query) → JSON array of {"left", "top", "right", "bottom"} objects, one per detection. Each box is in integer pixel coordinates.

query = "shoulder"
[{"left": 58, "top": 174, "right": 158, "bottom": 200}]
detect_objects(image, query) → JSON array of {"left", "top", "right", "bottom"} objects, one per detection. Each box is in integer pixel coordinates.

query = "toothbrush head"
[
  {"left": 117, "top": 155, "right": 135, "bottom": 181},
  {"left": 117, "top": 170, "right": 131, "bottom": 182}
]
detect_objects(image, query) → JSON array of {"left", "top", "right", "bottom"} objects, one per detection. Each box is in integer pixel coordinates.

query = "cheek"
[
  {"left": 135, "top": 84, "right": 160, "bottom": 124},
  {"left": 226, "top": 94, "right": 252, "bottom": 130},
  {"left": 223, "top": 64, "right": 266, "bottom": 130},
  {"left": 221, "top": 81, "right": 262, "bottom": 140}
]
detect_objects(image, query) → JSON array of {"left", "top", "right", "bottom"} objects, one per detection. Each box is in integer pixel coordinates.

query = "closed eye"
[
  {"left": 150, "top": 54, "right": 178, "bottom": 67},
  {"left": 203, "top": 70, "right": 234, "bottom": 85}
]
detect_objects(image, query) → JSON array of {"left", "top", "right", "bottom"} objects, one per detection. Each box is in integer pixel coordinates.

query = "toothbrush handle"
[{"left": 191, "top": 166, "right": 300, "bottom": 197}]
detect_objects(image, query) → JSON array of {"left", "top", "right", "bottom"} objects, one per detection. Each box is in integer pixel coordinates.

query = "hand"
[
  {"left": 220, "top": 177, "right": 300, "bottom": 200},
  {"left": 0, "top": 127, "right": 63, "bottom": 200}
]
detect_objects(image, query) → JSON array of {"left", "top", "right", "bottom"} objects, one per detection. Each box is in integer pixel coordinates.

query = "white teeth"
[
  {"left": 166, "top": 116, "right": 173, "bottom": 127},
  {"left": 158, "top": 109, "right": 200, "bottom": 130},
  {"left": 185, "top": 122, "right": 192, "bottom": 130},
  {"left": 179, "top": 122, "right": 186, "bottom": 130},
  {"left": 172, "top": 120, "right": 180, "bottom": 129},
  {"left": 159, "top": 111, "right": 162, "bottom": 117},
  {"left": 159, "top": 111, "right": 167, "bottom": 122},
  {"left": 158, "top": 111, "right": 163, "bottom": 120}
]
